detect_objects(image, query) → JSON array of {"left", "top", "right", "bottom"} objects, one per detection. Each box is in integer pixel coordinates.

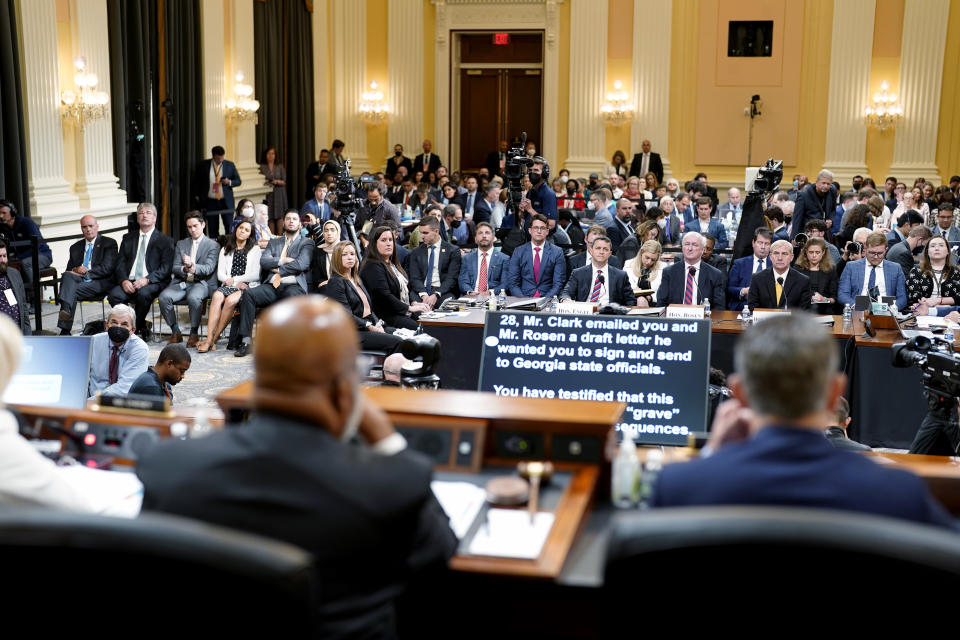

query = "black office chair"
[
  {"left": 0, "top": 508, "right": 316, "bottom": 635},
  {"left": 605, "top": 506, "right": 960, "bottom": 613}
]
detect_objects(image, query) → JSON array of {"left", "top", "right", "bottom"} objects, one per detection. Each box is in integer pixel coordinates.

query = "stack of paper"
[{"left": 431, "top": 481, "right": 486, "bottom": 539}]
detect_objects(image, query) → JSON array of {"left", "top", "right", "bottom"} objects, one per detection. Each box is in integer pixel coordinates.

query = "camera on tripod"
[
  {"left": 892, "top": 335, "right": 960, "bottom": 401},
  {"left": 503, "top": 133, "right": 536, "bottom": 210}
]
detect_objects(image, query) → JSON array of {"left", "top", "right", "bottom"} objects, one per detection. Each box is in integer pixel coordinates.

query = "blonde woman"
[{"left": 624, "top": 239, "right": 664, "bottom": 307}]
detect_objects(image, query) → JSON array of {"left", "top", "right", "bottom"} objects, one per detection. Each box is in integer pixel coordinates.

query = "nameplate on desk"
[
  {"left": 666, "top": 304, "right": 705, "bottom": 319},
  {"left": 95, "top": 393, "right": 170, "bottom": 415},
  {"left": 557, "top": 301, "right": 596, "bottom": 315},
  {"left": 752, "top": 309, "right": 791, "bottom": 322}
]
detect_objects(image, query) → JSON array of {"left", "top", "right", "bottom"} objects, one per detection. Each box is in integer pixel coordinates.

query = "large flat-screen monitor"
[
  {"left": 2, "top": 336, "right": 92, "bottom": 409},
  {"left": 478, "top": 311, "right": 712, "bottom": 446}
]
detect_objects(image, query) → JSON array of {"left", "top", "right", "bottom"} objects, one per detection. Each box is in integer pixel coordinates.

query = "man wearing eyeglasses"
[
  {"left": 837, "top": 231, "right": 907, "bottom": 309},
  {"left": 506, "top": 214, "right": 566, "bottom": 299}
]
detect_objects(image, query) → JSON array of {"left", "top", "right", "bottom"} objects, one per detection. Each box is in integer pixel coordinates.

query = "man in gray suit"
[
  {"left": 930, "top": 203, "right": 960, "bottom": 242},
  {"left": 0, "top": 239, "right": 30, "bottom": 334},
  {"left": 234, "top": 209, "right": 313, "bottom": 357},
  {"left": 158, "top": 212, "right": 220, "bottom": 347}
]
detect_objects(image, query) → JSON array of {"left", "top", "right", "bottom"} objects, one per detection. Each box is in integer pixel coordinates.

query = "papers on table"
[
  {"left": 467, "top": 509, "right": 555, "bottom": 559},
  {"left": 627, "top": 307, "right": 664, "bottom": 316},
  {"left": 58, "top": 465, "right": 144, "bottom": 518},
  {"left": 916, "top": 315, "right": 959, "bottom": 330},
  {"left": 431, "top": 480, "right": 486, "bottom": 539}
]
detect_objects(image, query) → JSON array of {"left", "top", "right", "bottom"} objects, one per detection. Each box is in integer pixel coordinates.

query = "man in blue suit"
[
  {"left": 930, "top": 203, "right": 960, "bottom": 242},
  {"left": 300, "top": 182, "right": 332, "bottom": 221},
  {"left": 837, "top": 231, "right": 908, "bottom": 309},
  {"left": 726, "top": 228, "right": 773, "bottom": 310},
  {"left": 560, "top": 236, "right": 636, "bottom": 306},
  {"left": 685, "top": 197, "right": 728, "bottom": 249},
  {"left": 651, "top": 313, "right": 955, "bottom": 530},
  {"left": 192, "top": 145, "right": 242, "bottom": 238},
  {"left": 459, "top": 223, "right": 508, "bottom": 295},
  {"left": 656, "top": 231, "right": 725, "bottom": 309},
  {"left": 507, "top": 214, "right": 566, "bottom": 298}
]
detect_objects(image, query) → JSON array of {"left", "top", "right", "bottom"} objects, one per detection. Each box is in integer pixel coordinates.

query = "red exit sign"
[{"left": 493, "top": 33, "right": 510, "bottom": 46}]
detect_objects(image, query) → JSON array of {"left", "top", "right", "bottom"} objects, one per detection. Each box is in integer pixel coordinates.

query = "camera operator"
[
  {"left": 518, "top": 158, "right": 558, "bottom": 231},
  {"left": 358, "top": 182, "right": 401, "bottom": 233}
]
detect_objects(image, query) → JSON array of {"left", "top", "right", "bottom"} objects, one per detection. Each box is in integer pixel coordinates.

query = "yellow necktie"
[{"left": 775, "top": 276, "right": 784, "bottom": 307}]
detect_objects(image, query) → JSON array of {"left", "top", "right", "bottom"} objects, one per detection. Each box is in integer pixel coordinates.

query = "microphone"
[{"left": 597, "top": 273, "right": 605, "bottom": 286}]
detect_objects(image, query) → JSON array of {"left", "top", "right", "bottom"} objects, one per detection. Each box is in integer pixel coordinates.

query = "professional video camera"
[
  {"left": 330, "top": 160, "right": 370, "bottom": 251},
  {"left": 503, "top": 132, "right": 536, "bottom": 211},
  {"left": 892, "top": 335, "right": 960, "bottom": 455},
  {"left": 745, "top": 158, "right": 783, "bottom": 195}
]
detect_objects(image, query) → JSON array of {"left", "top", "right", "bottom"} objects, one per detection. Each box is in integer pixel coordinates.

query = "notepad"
[
  {"left": 431, "top": 480, "right": 486, "bottom": 539},
  {"left": 58, "top": 465, "right": 144, "bottom": 518},
  {"left": 467, "top": 509, "right": 555, "bottom": 559}
]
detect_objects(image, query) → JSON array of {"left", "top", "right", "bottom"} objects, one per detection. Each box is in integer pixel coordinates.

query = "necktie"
[
  {"left": 755, "top": 259, "right": 763, "bottom": 274},
  {"left": 426, "top": 245, "right": 436, "bottom": 294},
  {"left": 477, "top": 252, "right": 488, "bottom": 292},
  {"left": 83, "top": 242, "right": 94, "bottom": 282},
  {"left": 590, "top": 270, "right": 602, "bottom": 302},
  {"left": 683, "top": 267, "right": 696, "bottom": 304},
  {"left": 467, "top": 193, "right": 474, "bottom": 213},
  {"left": 108, "top": 345, "right": 119, "bottom": 385},
  {"left": 273, "top": 239, "right": 290, "bottom": 288},
  {"left": 134, "top": 233, "right": 147, "bottom": 279},
  {"left": 533, "top": 247, "right": 541, "bottom": 283},
  {"left": 213, "top": 162, "right": 222, "bottom": 199},
  {"left": 776, "top": 276, "right": 784, "bottom": 307},
  {"left": 867, "top": 265, "right": 877, "bottom": 292}
]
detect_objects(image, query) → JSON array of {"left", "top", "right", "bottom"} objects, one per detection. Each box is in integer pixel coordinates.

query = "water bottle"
[
  {"left": 842, "top": 304, "right": 853, "bottom": 324},
  {"left": 549, "top": 297, "right": 558, "bottom": 313},
  {"left": 703, "top": 298, "right": 711, "bottom": 317},
  {"left": 189, "top": 408, "right": 214, "bottom": 439},
  {"left": 497, "top": 290, "right": 506, "bottom": 310},
  {"left": 741, "top": 305, "right": 752, "bottom": 324},
  {"left": 611, "top": 431, "right": 640, "bottom": 508},
  {"left": 945, "top": 325, "right": 955, "bottom": 346}
]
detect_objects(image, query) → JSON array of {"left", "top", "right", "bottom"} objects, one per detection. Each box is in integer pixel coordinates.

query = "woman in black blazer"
[
  {"left": 359, "top": 226, "right": 429, "bottom": 330},
  {"left": 326, "top": 241, "right": 403, "bottom": 353},
  {"left": 795, "top": 238, "right": 839, "bottom": 314}
]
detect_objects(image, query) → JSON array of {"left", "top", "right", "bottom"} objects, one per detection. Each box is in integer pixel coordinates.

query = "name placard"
[
  {"left": 666, "top": 304, "right": 705, "bottom": 319},
  {"left": 557, "top": 301, "right": 596, "bottom": 315},
  {"left": 752, "top": 309, "right": 791, "bottom": 322}
]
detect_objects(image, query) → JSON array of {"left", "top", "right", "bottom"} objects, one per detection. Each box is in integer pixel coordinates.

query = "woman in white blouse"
[{"left": 197, "top": 220, "right": 263, "bottom": 352}]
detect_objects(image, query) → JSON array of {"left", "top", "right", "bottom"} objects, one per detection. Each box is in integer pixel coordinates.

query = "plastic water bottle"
[
  {"left": 741, "top": 305, "right": 752, "bottom": 324},
  {"left": 842, "top": 304, "right": 853, "bottom": 324},
  {"left": 497, "top": 290, "right": 506, "bottom": 310},
  {"left": 549, "top": 297, "right": 558, "bottom": 313},
  {"left": 945, "top": 325, "right": 955, "bottom": 346},
  {"left": 703, "top": 298, "right": 711, "bottom": 317},
  {"left": 611, "top": 431, "right": 640, "bottom": 508}
]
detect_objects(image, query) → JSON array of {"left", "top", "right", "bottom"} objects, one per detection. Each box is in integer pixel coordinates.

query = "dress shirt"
[
  {"left": 640, "top": 153, "right": 650, "bottom": 177},
  {"left": 861, "top": 263, "right": 887, "bottom": 297},
  {"left": 186, "top": 238, "right": 200, "bottom": 281},
  {"left": 530, "top": 241, "right": 548, "bottom": 278},
  {"left": 127, "top": 228, "right": 155, "bottom": 280},
  {"left": 87, "top": 332, "right": 149, "bottom": 399},
  {"left": 207, "top": 161, "right": 226, "bottom": 199},
  {"left": 683, "top": 261, "right": 702, "bottom": 304},
  {"left": 773, "top": 268, "right": 790, "bottom": 304},
  {"left": 590, "top": 262, "right": 610, "bottom": 306},
  {"left": 473, "top": 248, "right": 495, "bottom": 292},
  {"left": 425, "top": 241, "right": 442, "bottom": 291},
  {"left": 752, "top": 256, "right": 769, "bottom": 274},
  {"left": 464, "top": 191, "right": 478, "bottom": 216}
]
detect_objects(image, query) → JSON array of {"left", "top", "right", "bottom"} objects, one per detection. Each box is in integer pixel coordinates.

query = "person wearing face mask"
[
  {"left": 88, "top": 304, "right": 149, "bottom": 399},
  {"left": 384, "top": 143, "right": 413, "bottom": 181},
  {"left": 136, "top": 296, "right": 457, "bottom": 639}
]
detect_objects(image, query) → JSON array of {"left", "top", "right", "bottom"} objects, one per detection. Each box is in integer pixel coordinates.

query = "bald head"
[
  {"left": 254, "top": 297, "right": 359, "bottom": 433},
  {"left": 80, "top": 215, "right": 99, "bottom": 242}
]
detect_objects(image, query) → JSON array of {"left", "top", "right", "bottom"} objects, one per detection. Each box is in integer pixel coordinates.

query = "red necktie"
[
  {"left": 477, "top": 252, "right": 488, "bottom": 292},
  {"left": 590, "top": 270, "right": 602, "bottom": 302},
  {"left": 109, "top": 345, "right": 119, "bottom": 385},
  {"left": 683, "top": 267, "right": 696, "bottom": 304}
]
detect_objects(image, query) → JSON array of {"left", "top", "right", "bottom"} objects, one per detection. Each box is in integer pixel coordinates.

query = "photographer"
[
  {"left": 358, "top": 182, "right": 401, "bottom": 233},
  {"left": 519, "top": 158, "right": 557, "bottom": 229},
  {"left": 836, "top": 227, "right": 869, "bottom": 279}
]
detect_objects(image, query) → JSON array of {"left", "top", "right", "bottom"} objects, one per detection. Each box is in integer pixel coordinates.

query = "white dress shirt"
[
  {"left": 473, "top": 248, "right": 495, "bottom": 292},
  {"left": 861, "top": 262, "right": 887, "bottom": 297},
  {"left": 588, "top": 262, "right": 610, "bottom": 305}
]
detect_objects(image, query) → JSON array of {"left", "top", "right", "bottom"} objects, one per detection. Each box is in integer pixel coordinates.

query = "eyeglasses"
[
  {"left": 530, "top": 225, "right": 548, "bottom": 231},
  {"left": 865, "top": 250, "right": 886, "bottom": 258}
]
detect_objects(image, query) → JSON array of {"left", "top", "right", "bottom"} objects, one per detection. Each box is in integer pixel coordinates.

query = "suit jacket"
[
  {"left": 687, "top": 219, "right": 729, "bottom": 249},
  {"left": 384, "top": 155, "right": 412, "bottom": 179},
  {"left": 606, "top": 219, "right": 635, "bottom": 253},
  {"left": 136, "top": 411, "right": 458, "bottom": 639},
  {"left": 473, "top": 198, "right": 496, "bottom": 225},
  {"left": 360, "top": 260, "right": 412, "bottom": 318},
  {"left": 3, "top": 267, "right": 30, "bottom": 334},
  {"left": 930, "top": 224, "right": 960, "bottom": 242},
  {"left": 561, "top": 264, "right": 637, "bottom": 306},
  {"left": 171, "top": 236, "right": 220, "bottom": 294},
  {"left": 304, "top": 161, "right": 338, "bottom": 199},
  {"left": 413, "top": 152, "right": 442, "bottom": 175},
  {"left": 409, "top": 241, "right": 462, "bottom": 298},
  {"left": 65, "top": 234, "right": 119, "bottom": 282},
  {"left": 325, "top": 272, "right": 380, "bottom": 329},
  {"left": 726, "top": 255, "right": 770, "bottom": 310},
  {"left": 388, "top": 189, "right": 421, "bottom": 209},
  {"left": 886, "top": 241, "right": 917, "bottom": 277},
  {"left": 300, "top": 198, "right": 332, "bottom": 221},
  {"left": 791, "top": 183, "right": 838, "bottom": 240},
  {"left": 191, "top": 158, "right": 241, "bottom": 211},
  {"left": 258, "top": 234, "right": 314, "bottom": 293},
  {"left": 650, "top": 425, "right": 954, "bottom": 529},
  {"left": 507, "top": 242, "right": 566, "bottom": 298},
  {"left": 459, "top": 249, "right": 509, "bottom": 294},
  {"left": 661, "top": 214, "right": 683, "bottom": 246},
  {"left": 566, "top": 252, "right": 620, "bottom": 276},
  {"left": 628, "top": 152, "right": 664, "bottom": 183},
  {"left": 837, "top": 259, "right": 908, "bottom": 309},
  {"left": 114, "top": 229, "right": 175, "bottom": 286},
  {"left": 886, "top": 228, "right": 906, "bottom": 249},
  {"left": 656, "top": 260, "right": 726, "bottom": 309},
  {"left": 746, "top": 267, "right": 812, "bottom": 310}
]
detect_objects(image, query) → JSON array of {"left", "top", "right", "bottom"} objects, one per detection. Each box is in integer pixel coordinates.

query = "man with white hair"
[
  {"left": 746, "top": 239, "right": 812, "bottom": 310},
  {"left": 655, "top": 231, "right": 726, "bottom": 308},
  {"left": 791, "top": 169, "right": 838, "bottom": 240},
  {"left": 87, "top": 304, "right": 149, "bottom": 399}
]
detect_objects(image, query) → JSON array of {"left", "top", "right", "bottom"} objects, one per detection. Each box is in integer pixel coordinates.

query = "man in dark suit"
[
  {"left": 0, "top": 239, "right": 30, "bottom": 334},
  {"left": 561, "top": 236, "right": 636, "bottom": 306},
  {"left": 746, "top": 240, "right": 812, "bottom": 310},
  {"left": 566, "top": 225, "right": 621, "bottom": 275},
  {"left": 191, "top": 145, "right": 241, "bottom": 238},
  {"left": 886, "top": 210, "right": 924, "bottom": 249},
  {"left": 442, "top": 204, "right": 475, "bottom": 248},
  {"left": 136, "top": 296, "right": 458, "bottom": 639},
  {"left": 506, "top": 214, "right": 566, "bottom": 298},
  {"left": 651, "top": 313, "right": 954, "bottom": 530},
  {"left": 409, "top": 216, "right": 461, "bottom": 308},
  {"left": 628, "top": 139, "right": 663, "bottom": 183},
  {"left": 157, "top": 212, "right": 220, "bottom": 347},
  {"left": 107, "top": 203, "right": 175, "bottom": 339},
  {"left": 412, "top": 139, "right": 442, "bottom": 176},
  {"left": 56, "top": 215, "right": 118, "bottom": 335},
  {"left": 791, "top": 169, "right": 838, "bottom": 240},
  {"left": 656, "top": 231, "right": 725, "bottom": 308},
  {"left": 693, "top": 173, "right": 719, "bottom": 210},
  {"left": 459, "top": 222, "right": 509, "bottom": 295},
  {"left": 473, "top": 183, "right": 501, "bottom": 226},
  {"left": 930, "top": 203, "right": 960, "bottom": 242},
  {"left": 484, "top": 139, "right": 510, "bottom": 178},
  {"left": 726, "top": 227, "right": 773, "bottom": 311},
  {"left": 389, "top": 176, "right": 420, "bottom": 210},
  {"left": 234, "top": 210, "right": 314, "bottom": 357},
  {"left": 384, "top": 143, "right": 413, "bottom": 181},
  {"left": 304, "top": 148, "right": 337, "bottom": 200},
  {"left": 886, "top": 225, "right": 931, "bottom": 277},
  {"left": 605, "top": 198, "right": 638, "bottom": 253},
  {"left": 687, "top": 197, "right": 729, "bottom": 249}
]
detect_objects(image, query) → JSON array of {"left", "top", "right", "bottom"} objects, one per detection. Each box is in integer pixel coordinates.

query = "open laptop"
[{"left": 892, "top": 312, "right": 936, "bottom": 341}]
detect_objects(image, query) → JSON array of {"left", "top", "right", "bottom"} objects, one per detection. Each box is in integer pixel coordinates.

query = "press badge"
[{"left": 4, "top": 289, "right": 17, "bottom": 306}]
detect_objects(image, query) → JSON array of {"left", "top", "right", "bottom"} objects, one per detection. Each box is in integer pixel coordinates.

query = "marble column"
[
  {"left": 822, "top": 0, "right": 874, "bottom": 185},
  {"left": 542, "top": 0, "right": 560, "bottom": 171},
  {"left": 228, "top": 0, "right": 260, "bottom": 193},
  {"left": 563, "top": 0, "right": 607, "bottom": 176},
  {"left": 199, "top": 0, "right": 226, "bottom": 155},
  {"left": 889, "top": 0, "right": 949, "bottom": 184},
  {"left": 387, "top": 0, "right": 424, "bottom": 156},
  {"left": 331, "top": 0, "right": 369, "bottom": 171},
  {"left": 17, "top": 0, "right": 79, "bottom": 218},
  {"left": 631, "top": 0, "right": 672, "bottom": 179},
  {"left": 312, "top": 0, "right": 329, "bottom": 155}
]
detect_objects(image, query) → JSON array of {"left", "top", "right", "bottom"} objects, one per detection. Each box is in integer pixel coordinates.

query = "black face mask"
[
  {"left": 108, "top": 326, "right": 130, "bottom": 343},
  {"left": 395, "top": 151, "right": 403, "bottom": 156},
  {"left": 566, "top": 185, "right": 577, "bottom": 195},
  {"left": 450, "top": 219, "right": 462, "bottom": 228},
  {"left": 912, "top": 244, "right": 925, "bottom": 256},
  {"left": 528, "top": 172, "right": 542, "bottom": 186}
]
